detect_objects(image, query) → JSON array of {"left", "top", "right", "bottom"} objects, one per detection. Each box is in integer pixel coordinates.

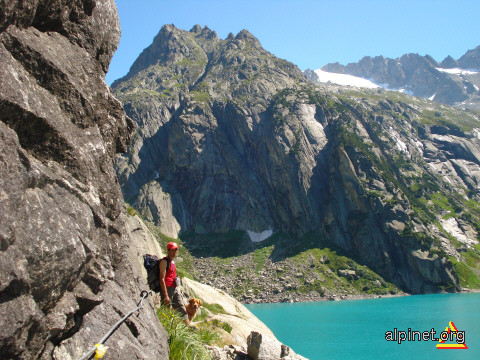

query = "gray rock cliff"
[{"left": 0, "top": 1, "right": 168, "bottom": 358}]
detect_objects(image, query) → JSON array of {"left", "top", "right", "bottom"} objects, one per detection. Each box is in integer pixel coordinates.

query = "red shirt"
[{"left": 164, "top": 259, "right": 177, "bottom": 288}]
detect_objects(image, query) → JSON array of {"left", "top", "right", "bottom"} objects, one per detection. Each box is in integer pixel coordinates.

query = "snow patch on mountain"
[
  {"left": 435, "top": 68, "right": 479, "bottom": 75},
  {"left": 398, "top": 88, "right": 414, "bottom": 96},
  {"left": 312, "top": 70, "right": 421, "bottom": 96},
  {"left": 313, "top": 69, "right": 379, "bottom": 89},
  {"left": 247, "top": 229, "right": 273, "bottom": 242}
]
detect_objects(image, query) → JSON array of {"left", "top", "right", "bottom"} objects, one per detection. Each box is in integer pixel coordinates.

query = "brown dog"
[{"left": 185, "top": 298, "right": 203, "bottom": 324}]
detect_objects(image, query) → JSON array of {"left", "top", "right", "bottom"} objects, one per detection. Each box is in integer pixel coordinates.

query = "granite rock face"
[
  {"left": 113, "top": 25, "right": 480, "bottom": 296},
  {"left": 0, "top": 1, "right": 168, "bottom": 358}
]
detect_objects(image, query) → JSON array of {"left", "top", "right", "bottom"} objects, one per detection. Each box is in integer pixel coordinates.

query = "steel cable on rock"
[{"left": 77, "top": 291, "right": 149, "bottom": 360}]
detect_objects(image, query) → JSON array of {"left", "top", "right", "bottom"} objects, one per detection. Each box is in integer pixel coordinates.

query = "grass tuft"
[{"left": 157, "top": 305, "right": 215, "bottom": 360}]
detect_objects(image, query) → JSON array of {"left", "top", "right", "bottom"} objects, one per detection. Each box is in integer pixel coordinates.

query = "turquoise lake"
[{"left": 245, "top": 293, "right": 480, "bottom": 360}]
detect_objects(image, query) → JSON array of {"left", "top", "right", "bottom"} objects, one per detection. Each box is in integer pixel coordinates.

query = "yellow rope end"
[{"left": 94, "top": 344, "right": 108, "bottom": 359}]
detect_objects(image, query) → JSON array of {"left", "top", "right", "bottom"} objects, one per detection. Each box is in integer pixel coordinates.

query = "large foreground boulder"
[
  {"left": 0, "top": 1, "right": 168, "bottom": 358},
  {"left": 183, "top": 278, "right": 276, "bottom": 347},
  {"left": 247, "top": 332, "right": 308, "bottom": 360}
]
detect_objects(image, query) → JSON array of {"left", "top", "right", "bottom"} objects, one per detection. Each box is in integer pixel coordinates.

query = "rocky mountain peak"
[
  {"left": 458, "top": 45, "right": 480, "bottom": 69},
  {"left": 235, "top": 29, "right": 260, "bottom": 43},
  {"left": 116, "top": 24, "right": 211, "bottom": 84},
  {"left": 113, "top": 24, "right": 305, "bottom": 107},
  {"left": 190, "top": 24, "right": 218, "bottom": 39},
  {"left": 228, "top": 29, "right": 263, "bottom": 52},
  {"left": 190, "top": 24, "right": 203, "bottom": 33},
  {"left": 303, "top": 68, "right": 319, "bottom": 82},
  {"left": 202, "top": 25, "right": 218, "bottom": 39},
  {"left": 399, "top": 53, "right": 438, "bottom": 69},
  {"left": 440, "top": 55, "right": 459, "bottom": 68},
  {"left": 125, "top": 24, "right": 184, "bottom": 75},
  {"left": 321, "top": 61, "right": 345, "bottom": 73}
]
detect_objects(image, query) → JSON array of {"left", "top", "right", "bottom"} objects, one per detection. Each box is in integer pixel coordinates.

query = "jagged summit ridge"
[
  {"left": 190, "top": 23, "right": 217, "bottom": 37},
  {"left": 118, "top": 24, "right": 267, "bottom": 84},
  {"left": 315, "top": 45, "right": 480, "bottom": 110}
]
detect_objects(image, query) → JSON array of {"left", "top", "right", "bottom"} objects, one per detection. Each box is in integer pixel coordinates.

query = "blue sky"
[{"left": 106, "top": 0, "right": 480, "bottom": 85}]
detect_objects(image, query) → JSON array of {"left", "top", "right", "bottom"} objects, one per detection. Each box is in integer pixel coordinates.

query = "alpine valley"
[{"left": 112, "top": 25, "right": 480, "bottom": 303}]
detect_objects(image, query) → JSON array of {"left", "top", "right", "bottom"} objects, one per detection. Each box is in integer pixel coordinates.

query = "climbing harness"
[{"left": 78, "top": 291, "right": 149, "bottom": 360}]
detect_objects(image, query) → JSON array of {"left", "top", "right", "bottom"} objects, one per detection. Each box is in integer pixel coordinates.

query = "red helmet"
[{"left": 167, "top": 242, "right": 179, "bottom": 250}]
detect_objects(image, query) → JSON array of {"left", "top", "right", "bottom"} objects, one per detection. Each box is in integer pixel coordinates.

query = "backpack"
[{"left": 143, "top": 254, "right": 170, "bottom": 292}]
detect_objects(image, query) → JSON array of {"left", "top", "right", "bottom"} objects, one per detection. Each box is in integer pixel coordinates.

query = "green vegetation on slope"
[{"left": 157, "top": 306, "right": 219, "bottom": 360}]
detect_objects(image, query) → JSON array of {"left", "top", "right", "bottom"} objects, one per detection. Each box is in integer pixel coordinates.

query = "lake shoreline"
[{"left": 242, "top": 288, "right": 480, "bottom": 305}]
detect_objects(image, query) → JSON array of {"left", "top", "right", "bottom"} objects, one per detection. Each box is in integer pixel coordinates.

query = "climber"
[{"left": 159, "top": 242, "right": 187, "bottom": 316}]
